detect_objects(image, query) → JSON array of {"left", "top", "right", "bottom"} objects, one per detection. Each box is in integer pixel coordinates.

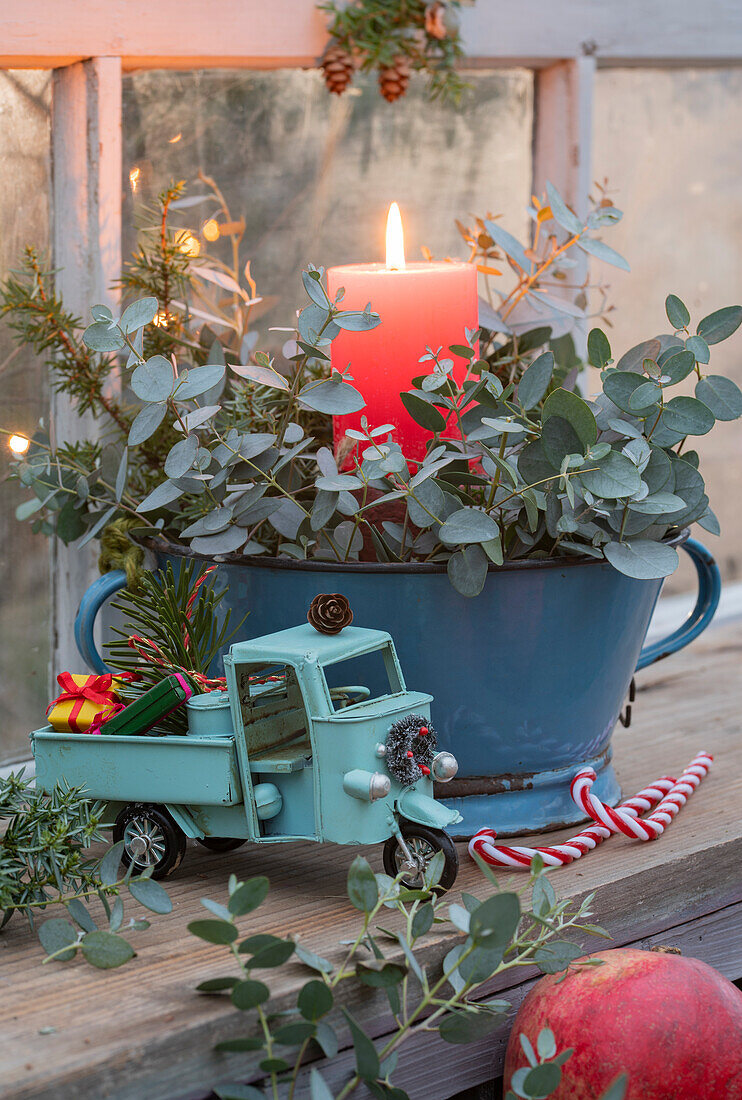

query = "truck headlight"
[
  {"left": 432, "top": 751, "right": 458, "bottom": 782},
  {"left": 343, "top": 769, "right": 391, "bottom": 802}
]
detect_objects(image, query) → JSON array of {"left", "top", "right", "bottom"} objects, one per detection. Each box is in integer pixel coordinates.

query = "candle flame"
[{"left": 385, "top": 202, "right": 406, "bottom": 271}]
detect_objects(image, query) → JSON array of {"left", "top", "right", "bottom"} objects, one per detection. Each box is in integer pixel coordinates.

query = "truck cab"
[{"left": 225, "top": 623, "right": 461, "bottom": 885}]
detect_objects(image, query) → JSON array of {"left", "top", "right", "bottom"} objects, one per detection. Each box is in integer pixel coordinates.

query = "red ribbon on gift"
[
  {"left": 46, "top": 672, "right": 138, "bottom": 733},
  {"left": 88, "top": 701, "right": 126, "bottom": 735}
]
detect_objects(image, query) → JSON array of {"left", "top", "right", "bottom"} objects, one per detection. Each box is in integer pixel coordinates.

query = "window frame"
[{"left": 2, "top": 0, "right": 741, "bottom": 765}]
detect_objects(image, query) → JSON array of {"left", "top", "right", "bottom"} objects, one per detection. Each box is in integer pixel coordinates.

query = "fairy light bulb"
[
  {"left": 175, "top": 230, "right": 200, "bottom": 258},
  {"left": 203, "top": 219, "right": 220, "bottom": 242},
  {"left": 8, "top": 434, "right": 30, "bottom": 455},
  {"left": 129, "top": 166, "right": 141, "bottom": 194}
]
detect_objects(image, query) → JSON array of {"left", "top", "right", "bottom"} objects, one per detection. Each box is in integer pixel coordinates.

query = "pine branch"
[
  {"left": 104, "top": 563, "right": 247, "bottom": 734},
  {"left": 0, "top": 248, "right": 130, "bottom": 433}
]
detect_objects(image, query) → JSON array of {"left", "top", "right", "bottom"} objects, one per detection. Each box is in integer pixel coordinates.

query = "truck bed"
[{"left": 30, "top": 726, "right": 243, "bottom": 806}]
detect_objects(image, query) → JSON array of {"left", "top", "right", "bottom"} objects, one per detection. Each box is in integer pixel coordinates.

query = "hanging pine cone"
[
  {"left": 378, "top": 55, "right": 411, "bottom": 103},
  {"left": 321, "top": 43, "right": 355, "bottom": 96}
]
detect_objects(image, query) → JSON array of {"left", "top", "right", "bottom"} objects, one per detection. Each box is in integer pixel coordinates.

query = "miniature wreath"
[{"left": 385, "top": 714, "right": 437, "bottom": 785}]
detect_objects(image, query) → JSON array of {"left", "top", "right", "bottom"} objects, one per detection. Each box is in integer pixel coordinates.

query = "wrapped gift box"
[{"left": 46, "top": 672, "right": 136, "bottom": 733}]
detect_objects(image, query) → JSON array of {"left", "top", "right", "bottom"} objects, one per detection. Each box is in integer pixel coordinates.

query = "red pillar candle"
[{"left": 327, "top": 203, "right": 478, "bottom": 460}]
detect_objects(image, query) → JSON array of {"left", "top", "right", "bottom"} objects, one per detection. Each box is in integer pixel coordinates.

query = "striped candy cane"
[
  {"left": 469, "top": 776, "right": 676, "bottom": 869},
  {"left": 468, "top": 751, "right": 712, "bottom": 870},
  {"left": 573, "top": 751, "right": 713, "bottom": 840}
]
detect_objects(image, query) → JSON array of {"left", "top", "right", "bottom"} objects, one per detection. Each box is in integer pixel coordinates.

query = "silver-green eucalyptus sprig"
[
  {"left": 189, "top": 852, "right": 611, "bottom": 1100},
  {"left": 9, "top": 182, "right": 742, "bottom": 597}
]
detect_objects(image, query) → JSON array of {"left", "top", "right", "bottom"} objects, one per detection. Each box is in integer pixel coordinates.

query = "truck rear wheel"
[
  {"left": 113, "top": 804, "right": 187, "bottom": 880},
  {"left": 196, "top": 837, "right": 247, "bottom": 853},
  {"left": 383, "top": 822, "right": 458, "bottom": 892}
]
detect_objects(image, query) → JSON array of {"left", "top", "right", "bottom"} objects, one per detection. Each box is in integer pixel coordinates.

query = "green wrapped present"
[{"left": 94, "top": 674, "right": 193, "bottom": 736}]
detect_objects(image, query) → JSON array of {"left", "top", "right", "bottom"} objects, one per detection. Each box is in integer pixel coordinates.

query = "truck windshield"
[{"left": 322, "top": 645, "right": 403, "bottom": 712}]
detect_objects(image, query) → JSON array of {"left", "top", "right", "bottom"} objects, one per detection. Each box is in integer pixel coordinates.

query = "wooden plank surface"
[
  {"left": 1, "top": 616, "right": 741, "bottom": 1100},
  {"left": 2, "top": 0, "right": 742, "bottom": 69}
]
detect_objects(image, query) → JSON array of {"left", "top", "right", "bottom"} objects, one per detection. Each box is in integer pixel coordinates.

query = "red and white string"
[{"left": 468, "top": 751, "right": 713, "bottom": 870}]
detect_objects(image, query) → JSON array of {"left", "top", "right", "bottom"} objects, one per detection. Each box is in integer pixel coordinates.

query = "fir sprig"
[
  {"left": 0, "top": 247, "right": 130, "bottom": 431},
  {"left": 104, "top": 562, "right": 247, "bottom": 733},
  {"left": 0, "top": 770, "right": 107, "bottom": 924}
]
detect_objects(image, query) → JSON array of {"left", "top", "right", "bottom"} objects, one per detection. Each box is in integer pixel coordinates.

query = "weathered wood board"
[
  {"left": 3, "top": 1, "right": 742, "bottom": 69},
  {"left": 1, "top": 617, "right": 741, "bottom": 1100}
]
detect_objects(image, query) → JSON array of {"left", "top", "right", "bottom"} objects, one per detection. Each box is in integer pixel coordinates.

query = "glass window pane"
[
  {"left": 593, "top": 68, "right": 742, "bottom": 591},
  {"left": 0, "top": 72, "right": 51, "bottom": 764},
  {"left": 122, "top": 68, "right": 533, "bottom": 327}
]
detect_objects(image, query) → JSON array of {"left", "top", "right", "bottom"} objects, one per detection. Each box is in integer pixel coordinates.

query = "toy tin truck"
[{"left": 31, "top": 622, "right": 462, "bottom": 890}]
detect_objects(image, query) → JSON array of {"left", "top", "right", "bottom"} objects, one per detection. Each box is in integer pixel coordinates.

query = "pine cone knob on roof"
[
  {"left": 321, "top": 43, "right": 355, "bottom": 96},
  {"left": 378, "top": 55, "right": 412, "bottom": 103}
]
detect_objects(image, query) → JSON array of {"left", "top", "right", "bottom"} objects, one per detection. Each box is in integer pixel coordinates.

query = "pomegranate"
[{"left": 504, "top": 948, "right": 742, "bottom": 1099}]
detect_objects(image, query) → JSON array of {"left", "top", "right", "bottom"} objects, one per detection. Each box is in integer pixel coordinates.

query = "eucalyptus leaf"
[
  {"left": 136, "top": 480, "right": 183, "bottom": 513},
  {"left": 38, "top": 918, "right": 78, "bottom": 961},
  {"left": 80, "top": 931, "right": 135, "bottom": 969},
  {"left": 587, "top": 328, "right": 611, "bottom": 369},
  {"left": 533, "top": 940, "right": 583, "bottom": 974},
  {"left": 483, "top": 218, "right": 531, "bottom": 272},
  {"left": 190, "top": 527, "right": 247, "bottom": 556},
  {"left": 128, "top": 876, "right": 172, "bottom": 914},
  {"left": 128, "top": 402, "right": 167, "bottom": 446},
  {"left": 230, "top": 362, "right": 289, "bottom": 391},
  {"left": 661, "top": 349, "right": 696, "bottom": 385},
  {"left": 603, "top": 539, "right": 679, "bottom": 579},
  {"left": 579, "top": 451, "right": 642, "bottom": 499},
  {"left": 347, "top": 856, "right": 378, "bottom": 913},
  {"left": 343, "top": 1010, "right": 380, "bottom": 1081},
  {"left": 121, "top": 297, "right": 158, "bottom": 333},
  {"left": 628, "top": 381, "right": 662, "bottom": 410},
  {"left": 602, "top": 371, "right": 658, "bottom": 415},
  {"left": 334, "top": 309, "right": 381, "bottom": 332},
  {"left": 83, "top": 321, "right": 126, "bottom": 353},
  {"left": 517, "top": 351, "right": 554, "bottom": 409},
  {"left": 175, "top": 363, "right": 226, "bottom": 400},
  {"left": 695, "top": 375, "right": 742, "bottom": 421},
  {"left": 177, "top": 405, "right": 221, "bottom": 432},
  {"left": 523, "top": 1062, "right": 562, "bottom": 1098},
  {"left": 665, "top": 294, "right": 690, "bottom": 330},
  {"left": 165, "top": 435, "right": 198, "bottom": 479},
  {"left": 440, "top": 508, "right": 500, "bottom": 546},
  {"left": 661, "top": 396, "right": 715, "bottom": 436},
  {"left": 696, "top": 305, "right": 742, "bottom": 345},
  {"left": 685, "top": 335, "right": 710, "bottom": 364},
  {"left": 447, "top": 545, "right": 488, "bottom": 597},
  {"left": 302, "top": 268, "right": 329, "bottom": 307},
  {"left": 299, "top": 379, "right": 365, "bottom": 415},
  {"left": 407, "top": 478, "right": 445, "bottom": 528},
  {"left": 542, "top": 388, "right": 597, "bottom": 448},
  {"left": 546, "top": 181, "right": 583, "bottom": 235},
  {"left": 615, "top": 338, "right": 661, "bottom": 373},
  {"left": 400, "top": 391, "right": 447, "bottom": 432},
  {"left": 469, "top": 892, "right": 520, "bottom": 948},
  {"left": 576, "top": 236, "right": 630, "bottom": 271},
  {"left": 438, "top": 1008, "right": 504, "bottom": 1045},
  {"left": 115, "top": 448, "right": 128, "bottom": 502},
  {"left": 628, "top": 491, "right": 685, "bottom": 515}
]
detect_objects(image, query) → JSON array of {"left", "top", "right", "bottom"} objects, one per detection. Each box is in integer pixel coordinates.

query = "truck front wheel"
[
  {"left": 383, "top": 822, "right": 458, "bottom": 892},
  {"left": 113, "top": 804, "right": 187, "bottom": 880}
]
